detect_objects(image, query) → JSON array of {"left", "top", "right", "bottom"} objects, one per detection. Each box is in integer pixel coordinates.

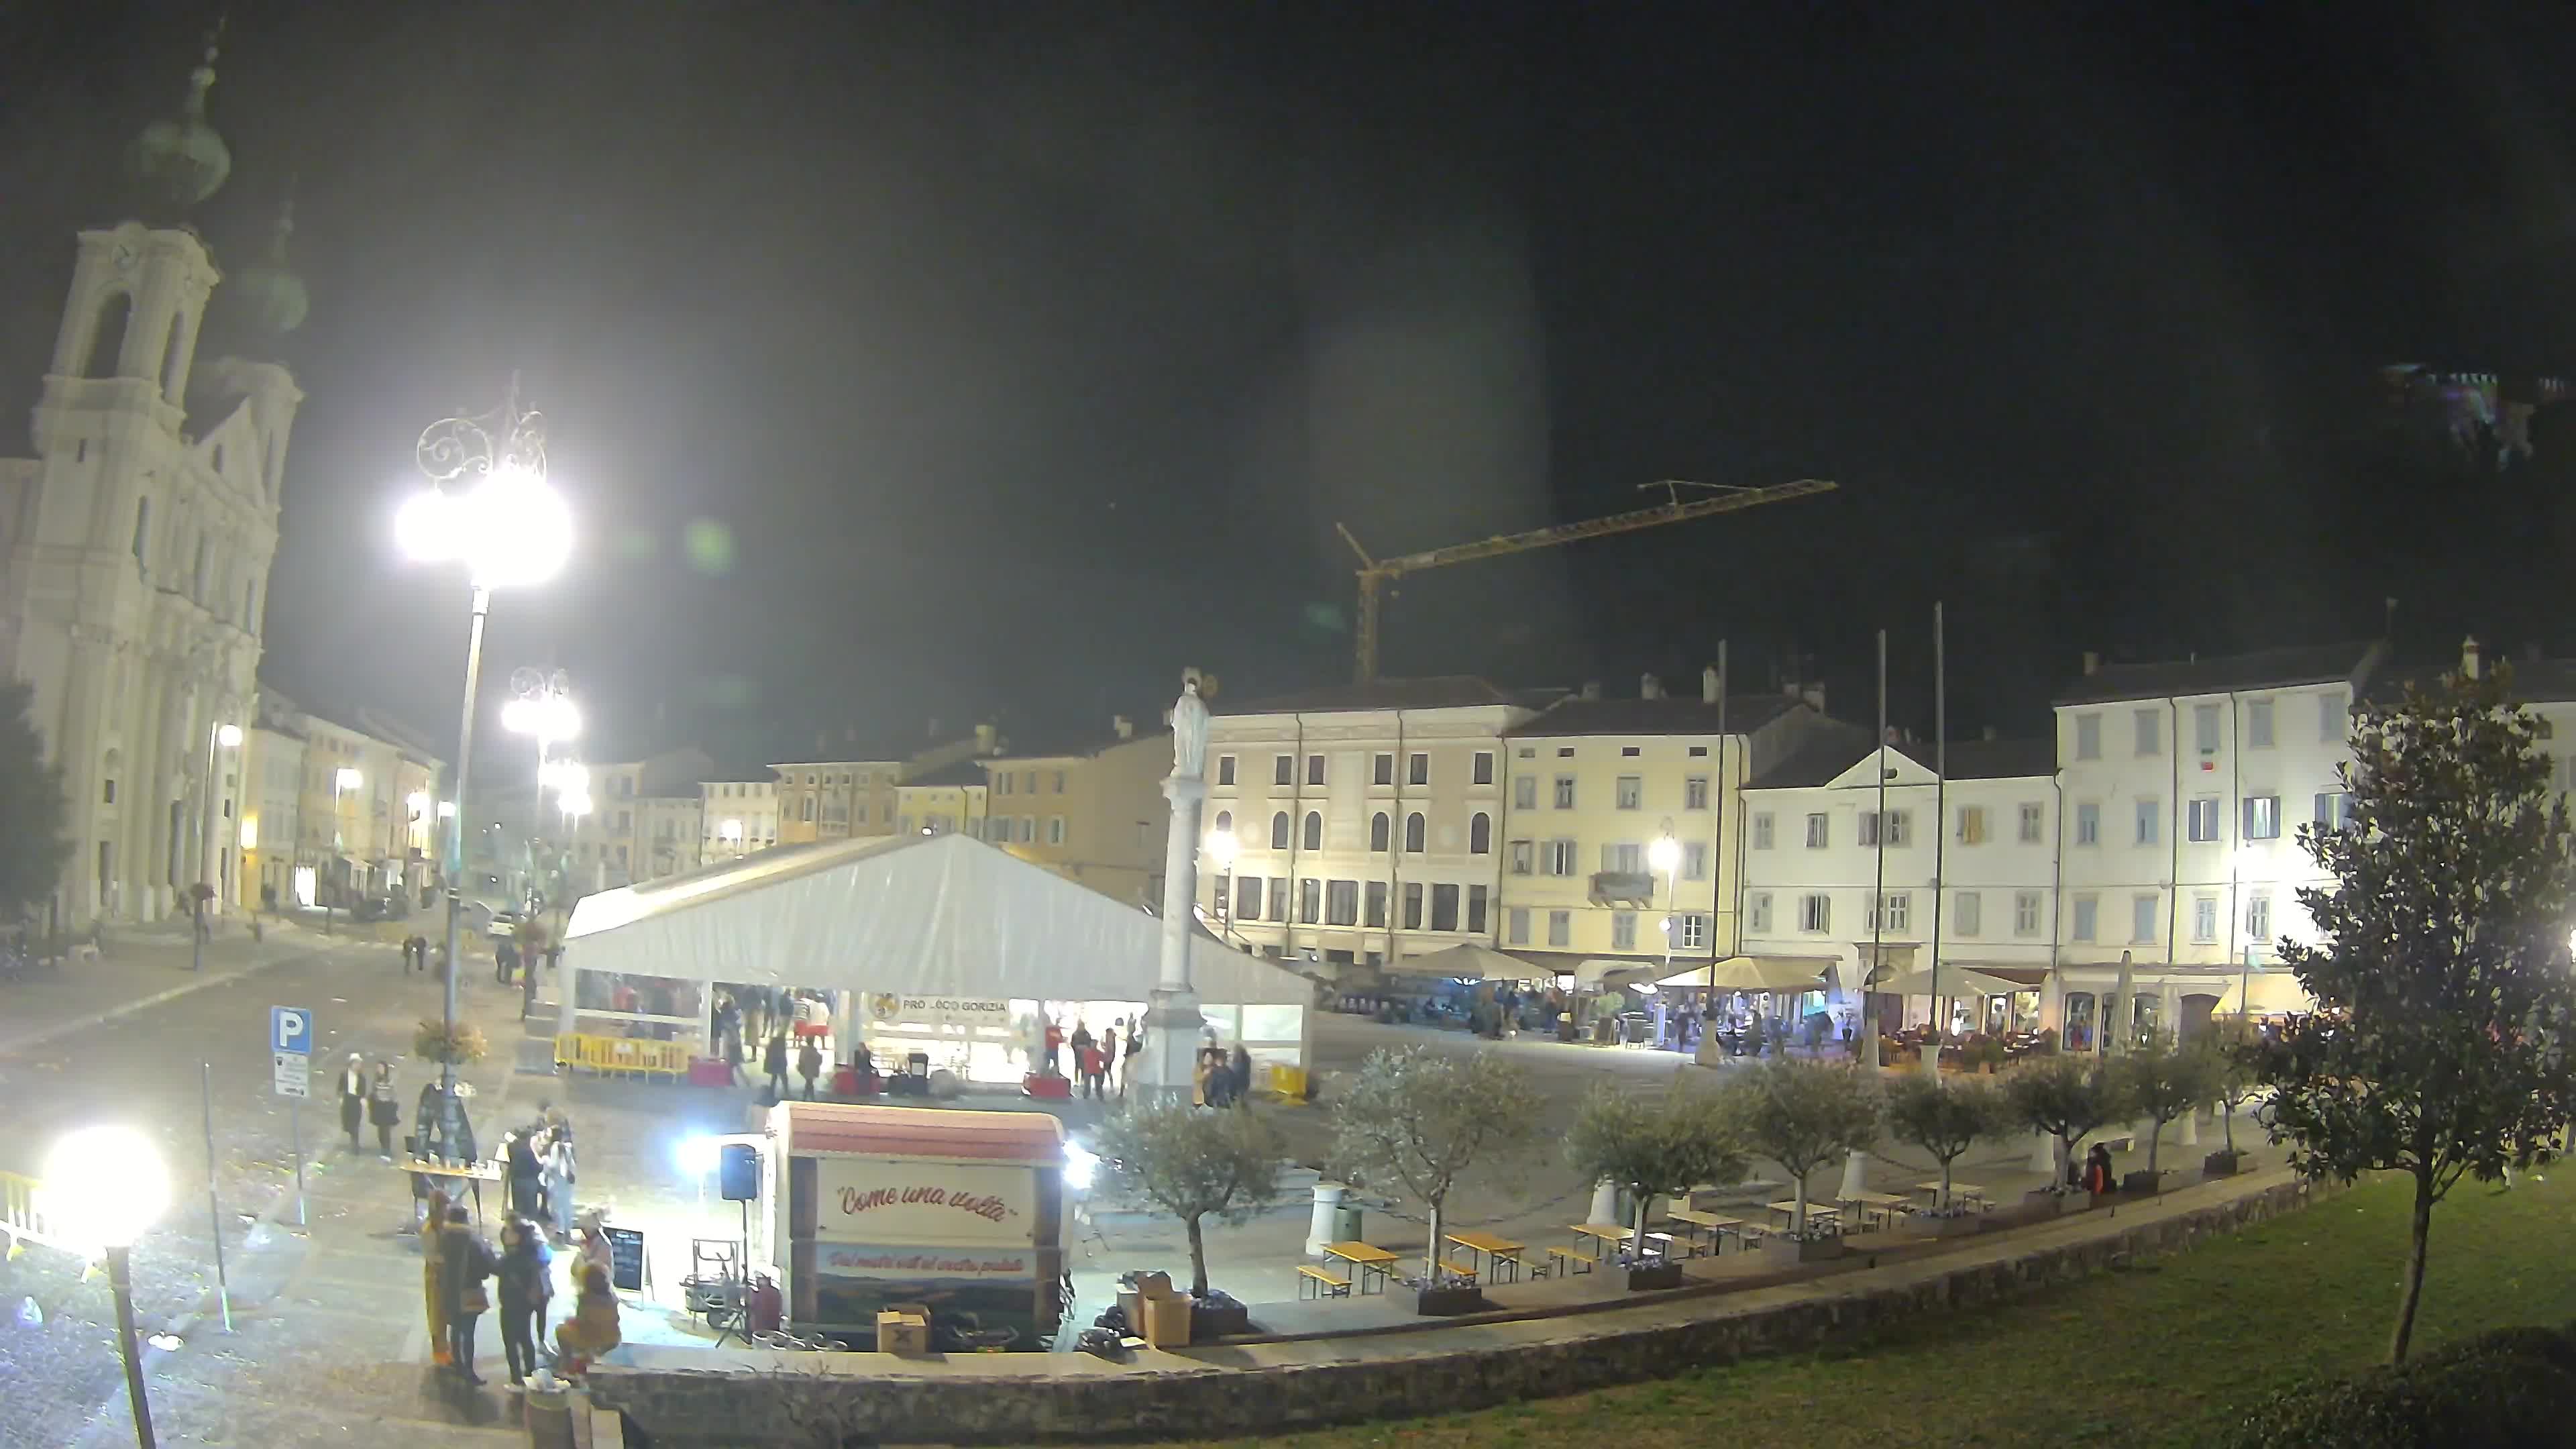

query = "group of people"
[
  {"left": 418, "top": 1102, "right": 619, "bottom": 1389},
  {"left": 1195, "top": 1040, "right": 1254, "bottom": 1109},
  {"left": 337, "top": 1054, "right": 407, "bottom": 1159},
  {"left": 1064, "top": 1018, "right": 1130, "bottom": 1099}
]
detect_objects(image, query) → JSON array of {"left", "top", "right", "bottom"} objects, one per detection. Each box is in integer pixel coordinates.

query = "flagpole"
[
  {"left": 1925, "top": 601, "right": 1947, "bottom": 1078},
  {"left": 1842, "top": 628, "right": 1889, "bottom": 1202}
]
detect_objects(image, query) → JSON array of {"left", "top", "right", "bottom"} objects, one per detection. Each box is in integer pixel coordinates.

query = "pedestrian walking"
[
  {"left": 1100, "top": 1023, "right": 1119, "bottom": 1093},
  {"left": 1122, "top": 1021, "right": 1142, "bottom": 1098},
  {"left": 763, "top": 1032, "right": 790, "bottom": 1101},
  {"left": 494, "top": 936, "right": 518, "bottom": 985},
  {"left": 1044, "top": 1018, "right": 1066, "bottom": 1077},
  {"left": 439, "top": 1205, "right": 496, "bottom": 1384},
  {"left": 339, "top": 1052, "right": 368, "bottom": 1152},
  {"left": 797, "top": 1037, "right": 823, "bottom": 1101},
  {"left": 723, "top": 1014, "right": 747, "bottom": 1086},
  {"left": 519, "top": 951, "right": 539, "bottom": 1018},
  {"left": 495, "top": 1215, "right": 553, "bottom": 1388},
  {"left": 369, "top": 1061, "right": 401, "bottom": 1161},
  {"left": 1230, "top": 1042, "right": 1254, "bottom": 1108}
]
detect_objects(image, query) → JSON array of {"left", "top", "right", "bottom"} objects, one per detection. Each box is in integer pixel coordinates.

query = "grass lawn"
[{"left": 1173, "top": 1170, "right": 2576, "bottom": 1449}]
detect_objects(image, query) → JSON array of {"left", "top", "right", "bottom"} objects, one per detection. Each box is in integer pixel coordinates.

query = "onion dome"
[
  {"left": 226, "top": 194, "right": 308, "bottom": 335},
  {"left": 125, "top": 32, "right": 231, "bottom": 212}
]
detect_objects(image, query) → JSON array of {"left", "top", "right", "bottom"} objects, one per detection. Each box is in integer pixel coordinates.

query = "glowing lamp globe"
[
  {"left": 42, "top": 1126, "right": 169, "bottom": 1251},
  {"left": 215, "top": 723, "right": 244, "bottom": 748},
  {"left": 1648, "top": 836, "right": 1681, "bottom": 874},
  {"left": 1204, "top": 828, "right": 1239, "bottom": 871},
  {"left": 398, "top": 463, "right": 573, "bottom": 589}
]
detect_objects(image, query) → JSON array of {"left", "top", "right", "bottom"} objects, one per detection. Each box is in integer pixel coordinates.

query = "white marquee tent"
[{"left": 558, "top": 831, "right": 1318, "bottom": 1079}]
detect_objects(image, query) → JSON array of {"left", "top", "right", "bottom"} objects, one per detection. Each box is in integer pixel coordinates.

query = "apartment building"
[
  {"left": 893, "top": 759, "right": 990, "bottom": 837},
  {"left": 637, "top": 792, "right": 704, "bottom": 881},
  {"left": 566, "top": 748, "right": 715, "bottom": 893},
  {"left": 1740, "top": 730, "right": 2059, "bottom": 1034},
  {"left": 700, "top": 777, "right": 779, "bottom": 860},
  {"left": 773, "top": 724, "right": 994, "bottom": 845},
  {"left": 2051, "top": 641, "right": 2385, "bottom": 1046},
  {"left": 1496, "top": 670, "right": 1828, "bottom": 973},
  {"left": 250, "top": 689, "right": 446, "bottom": 909},
  {"left": 1203, "top": 678, "right": 1551, "bottom": 969},
  {"left": 977, "top": 717, "right": 1168, "bottom": 906}
]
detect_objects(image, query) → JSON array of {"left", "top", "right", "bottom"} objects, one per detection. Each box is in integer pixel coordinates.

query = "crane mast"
[{"left": 1337, "top": 476, "right": 1838, "bottom": 683}]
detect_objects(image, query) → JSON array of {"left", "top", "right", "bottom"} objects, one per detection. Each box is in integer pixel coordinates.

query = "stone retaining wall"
[{"left": 591, "top": 1175, "right": 2321, "bottom": 1446}]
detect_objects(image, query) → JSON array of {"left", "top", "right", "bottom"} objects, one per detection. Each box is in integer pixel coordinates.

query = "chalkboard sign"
[{"left": 602, "top": 1226, "right": 647, "bottom": 1293}]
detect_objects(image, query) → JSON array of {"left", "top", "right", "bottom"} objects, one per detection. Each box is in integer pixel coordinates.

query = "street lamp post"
[
  {"left": 1205, "top": 826, "right": 1239, "bottom": 942},
  {"left": 191, "top": 722, "right": 244, "bottom": 972},
  {"left": 43, "top": 1125, "right": 170, "bottom": 1448},
  {"left": 503, "top": 669, "right": 579, "bottom": 909},
  {"left": 399, "top": 383, "right": 573, "bottom": 1132}
]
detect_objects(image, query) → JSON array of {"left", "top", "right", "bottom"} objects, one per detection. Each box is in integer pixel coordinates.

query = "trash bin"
[
  {"left": 523, "top": 1377, "right": 576, "bottom": 1449},
  {"left": 1330, "top": 1200, "right": 1362, "bottom": 1242}
]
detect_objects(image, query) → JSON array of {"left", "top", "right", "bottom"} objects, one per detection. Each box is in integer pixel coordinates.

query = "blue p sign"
[{"left": 271, "top": 1006, "right": 312, "bottom": 1056}]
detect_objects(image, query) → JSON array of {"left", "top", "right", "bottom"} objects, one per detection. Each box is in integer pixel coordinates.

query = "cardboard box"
[
  {"left": 1140, "top": 1293, "right": 1193, "bottom": 1348},
  {"left": 875, "top": 1309, "right": 929, "bottom": 1356},
  {"left": 1132, "top": 1271, "right": 1175, "bottom": 1299}
]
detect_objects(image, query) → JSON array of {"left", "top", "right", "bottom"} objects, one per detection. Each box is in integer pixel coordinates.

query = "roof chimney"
[
  {"left": 1113, "top": 714, "right": 1134, "bottom": 739},
  {"left": 2463, "top": 635, "right": 2483, "bottom": 680},
  {"left": 2082, "top": 650, "right": 2102, "bottom": 676},
  {"left": 1640, "top": 673, "right": 1663, "bottom": 700},
  {"left": 1702, "top": 665, "right": 1721, "bottom": 704},
  {"left": 1580, "top": 680, "right": 1601, "bottom": 701}
]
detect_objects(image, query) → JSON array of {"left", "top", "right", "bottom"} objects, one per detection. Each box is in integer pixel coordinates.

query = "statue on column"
[{"left": 1171, "top": 675, "right": 1209, "bottom": 780}]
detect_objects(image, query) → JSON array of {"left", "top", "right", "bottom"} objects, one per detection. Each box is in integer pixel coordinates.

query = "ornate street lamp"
[
  {"left": 44, "top": 1125, "right": 170, "bottom": 1448},
  {"left": 397, "top": 382, "right": 572, "bottom": 1148}
]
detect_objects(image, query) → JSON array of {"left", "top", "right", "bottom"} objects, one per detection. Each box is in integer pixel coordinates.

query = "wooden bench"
[
  {"left": 1492, "top": 1249, "right": 1538, "bottom": 1283},
  {"left": 1546, "top": 1245, "right": 1598, "bottom": 1275},
  {"left": 1296, "top": 1265, "right": 1351, "bottom": 1299},
  {"left": 1441, "top": 1254, "right": 1481, "bottom": 1283}
]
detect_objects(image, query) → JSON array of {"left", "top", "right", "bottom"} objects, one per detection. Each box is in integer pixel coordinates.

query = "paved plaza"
[{"left": 0, "top": 939, "right": 2232, "bottom": 1447}]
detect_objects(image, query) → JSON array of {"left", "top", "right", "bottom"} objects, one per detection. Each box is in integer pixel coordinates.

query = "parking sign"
[{"left": 270, "top": 1006, "right": 312, "bottom": 1055}]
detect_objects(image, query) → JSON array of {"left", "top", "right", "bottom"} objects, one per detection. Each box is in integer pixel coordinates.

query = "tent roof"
[
  {"left": 770, "top": 1102, "right": 1063, "bottom": 1163},
  {"left": 1382, "top": 943, "right": 1539, "bottom": 980},
  {"left": 564, "top": 830, "right": 1311, "bottom": 1007}
]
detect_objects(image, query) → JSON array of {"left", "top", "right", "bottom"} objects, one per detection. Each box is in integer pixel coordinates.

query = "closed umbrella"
[{"left": 2108, "top": 950, "right": 2134, "bottom": 1054}]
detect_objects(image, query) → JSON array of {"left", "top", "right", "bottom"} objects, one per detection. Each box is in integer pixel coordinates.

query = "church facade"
[{"left": 0, "top": 42, "right": 305, "bottom": 928}]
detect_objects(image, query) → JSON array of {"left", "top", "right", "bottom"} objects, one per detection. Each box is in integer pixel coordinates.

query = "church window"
[{"left": 131, "top": 496, "right": 151, "bottom": 570}]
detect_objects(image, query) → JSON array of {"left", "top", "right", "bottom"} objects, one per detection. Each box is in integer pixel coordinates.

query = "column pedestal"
[
  {"left": 1587, "top": 1179, "right": 1619, "bottom": 1228},
  {"left": 1306, "top": 1182, "right": 1348, "bottom": 1258},
  {"left": 1133, "top": 986, "right": 1207, "bottom": 1104}
]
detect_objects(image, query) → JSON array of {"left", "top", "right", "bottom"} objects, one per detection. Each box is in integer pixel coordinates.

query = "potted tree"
[
  {"left": 2201, "top": 1018, "right": 2259, "bottom": 1176},
  {"left": 1564, "top": 1081, "right": 1746, "bottom": 1290},
  {"left": 2004, "top": 1053, "right": 2127, "bottom": 1212},
  {"left": 1882, "top": 1073, "right": 2009, "bottom": 1238},
  {"left": 1723, "top": 1057, "right": 1879, "bottom": 1263},
  {"left": 2112, "top": 1032, "right": 2218, "bottom": 1195},
  {"left": 1092, "top": 1099, "right": 1283, "bottom": 1341},
  {"left": 1329, "top": 1046, "right": 1542, "bottom": 1315}
]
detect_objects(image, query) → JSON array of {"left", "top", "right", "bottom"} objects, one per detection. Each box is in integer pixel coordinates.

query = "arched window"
[
  {"left": 1212, "top": 809, "right": 1232, "bottom": 837},
  {"left": 1370, "top": 812, "right": 1391, "bottom": 852},
  {"left": 1469, "top": 812, "right": 1492, "bottom": 854},
  {"left": 1271, "top": 812, "right": 1291, "bottom": 850},
  {"left": 1405, "top": 812, "right": 1426, "bottom": 853},
  {"left": 85, "top": 292, "right": 131, "bottom": 379},
  {"left": 1302, "top": 810, "right": 1322, "bottom": 851}
]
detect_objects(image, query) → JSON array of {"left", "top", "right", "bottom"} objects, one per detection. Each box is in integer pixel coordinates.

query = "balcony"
[{"left": 1589, "top": 870, "right": 1656, "bottom": 906}]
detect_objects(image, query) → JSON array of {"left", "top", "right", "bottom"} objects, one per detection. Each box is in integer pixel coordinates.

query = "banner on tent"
[{"left": 868, "top": 994, "right": 1011, "bottom": 1029}]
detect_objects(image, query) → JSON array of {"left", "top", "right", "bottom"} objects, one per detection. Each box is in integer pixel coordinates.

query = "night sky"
[{"left": 7, "top": 2, "right": 2576, "bottom": 767}]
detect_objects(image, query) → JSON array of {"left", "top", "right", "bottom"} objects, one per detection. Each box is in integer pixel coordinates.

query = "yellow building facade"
[{"left": 977, "top": 719, "right": 1167, "bottom": 906}]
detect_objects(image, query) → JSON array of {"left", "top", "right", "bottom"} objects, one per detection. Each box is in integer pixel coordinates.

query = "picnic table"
[
  {"left": 1443, "top": 1230, "right": 1526, "bottom": 1283},
  {"left": 1766, "top": 1200, "right": 1840, "bottom": 1231},
  {"left": 402, "top": 1157, "right": 502, "bottom": 1226},
  {"left": 1917, "top": 1180, "right": 1989, "bottom": 1208},
  {"left": 1666, "top": 1206, "right": 1743, "bottom": 1256},
  {"left": 1322, "top": 1240, "right": 1399, "bottom": 1295},
  {"left": 1837, "top": 1191, "right": 1913, "bottom": 1230}
]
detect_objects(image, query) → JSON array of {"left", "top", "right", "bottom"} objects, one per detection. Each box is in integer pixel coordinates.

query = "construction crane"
[{"left": 1335, "top": 476, "right": 1838, "bottom": 683}]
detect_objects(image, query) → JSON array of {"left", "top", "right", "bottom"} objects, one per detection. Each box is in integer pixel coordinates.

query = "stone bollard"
[
  {"left": 1587, "top": 1179, "right": 1620, "bottom": 1228},
  {"left": 523, "top": 1373, "right": 576, "bottom": 1449},
  {"left": 2180, "top": 1108, "right": 2198, "bottom": 1146},
  {"left": 2029, "top": 1130, "right": 2055, "bottom": 1176},
  {"left": 1305, "top": 1181, "right": 1348, "bottom": 1258}
]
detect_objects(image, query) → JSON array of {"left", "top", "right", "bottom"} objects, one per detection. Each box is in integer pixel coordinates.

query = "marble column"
[{"left": 1134, "top": 678, "right": 1210, "bottom": 1102}]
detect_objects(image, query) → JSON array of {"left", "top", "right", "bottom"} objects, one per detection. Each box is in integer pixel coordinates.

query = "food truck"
[{"left": 756, "top": 1101, "right": 1066, "bottom": 1348}]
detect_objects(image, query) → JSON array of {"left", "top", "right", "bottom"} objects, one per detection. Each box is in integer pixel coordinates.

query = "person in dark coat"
[
  {"left": 764, "top": 1032, "right": 790, "bottom": 1099},
  {"left": 494, "top": 1215, "right": 553, "bottom": 1387},
  {"left": 504, "top": 1130, "right": 544, "bottom": 1220},
  {"left": 797, "top": 1037, "right": 824, "bottom": 1101},
  {"left": 1230, "top": 1043, "right": 1254, "bottom": 1108},
  {"left": 494, "top": 936, "right": 519, "bottom": 985},
  {"left": 339, "top": 1053, "right": 368, "bottom": 1151},
  {"left": 439, "top": 1205, "right": 496, "bottom": 1384}
]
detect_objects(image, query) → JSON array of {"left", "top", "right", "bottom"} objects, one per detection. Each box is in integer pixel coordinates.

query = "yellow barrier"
[
  {"left": 1265, "top": 1063, "right": 1309, "bottom": 1103},
  {"left": 553, "top": 1032, "right": 692, "bottom": 1079},
  {"left": 1, "top": 1169, "right": 70, "bottom": 1257}
]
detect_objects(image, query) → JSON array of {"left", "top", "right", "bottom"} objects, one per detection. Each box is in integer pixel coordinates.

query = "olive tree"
[
  {"left": 2006, "top": 1052, "right": 2128, "bottom": 1187},
  {"left": 1722, "top": 1057, "right": 1879, "bottom": 1234},
  {"left": 2253, "top": 663, "right": 2576, "bottom": 1363},
  {"left": 1329, "top": 1046, "right": 1544, "bottom": 1285},
  {"left": 2113, "top": 1033, "right": 2218, "bottom": 1181},
  {"left": 2200, "top": 1017, "right": 2259, "bottom": 1158},
  {"left": 1093, "top": 1098, "right": 1284, "bottom": 1299},
  {"left": 0, "top": 682, "right": 69, "bottom": 924},
  {"left": 1564, "top": 1081, "right": 1746, "bottom": 1261},
  {"left": 1881, "top": 1073, "right": 2011, "bottom": 1209}
]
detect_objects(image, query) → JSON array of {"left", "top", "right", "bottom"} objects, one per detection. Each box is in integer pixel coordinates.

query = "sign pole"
[
  {"left": 270, "top": 1006, "right": 314, "bottom": 1228},
  {"left": 201, "top": 1062, "right": 232, "bottom": 1332},
  {"left": 290, "top": 1097, "right": 307, "bottom": 1227}
]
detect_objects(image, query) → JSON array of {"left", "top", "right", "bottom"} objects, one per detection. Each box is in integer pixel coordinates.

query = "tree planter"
[
  {"left": 1625, "top": 1260, "right": 1686, "bottom": 1291},
  {"left": 2121, "top": 1169, "right": 2163, "bottom": 1197},
  {"left": 2202, "top": 1148, "right": 2245, "bottom": 1178},
  {"left": 1405, "top": 1281, "right": 1486, "bottom": 1317},
  {"left": 1902, "top": 1211, "right": 1982, "bottom": 1240},
  {"left": 1760, "top": 1233, "right": 1845, "bottom": 1267},
  {"left": 2024, "top": 1187, "right": 2089, "bottom": 1216}
]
